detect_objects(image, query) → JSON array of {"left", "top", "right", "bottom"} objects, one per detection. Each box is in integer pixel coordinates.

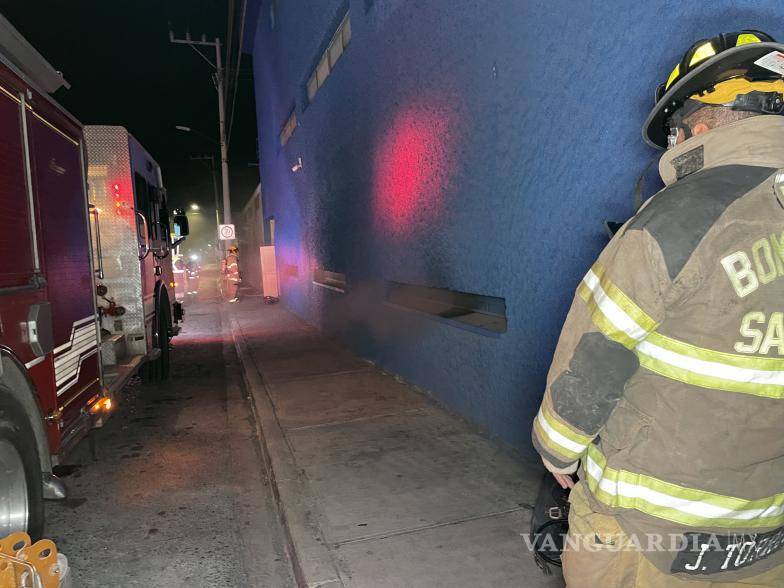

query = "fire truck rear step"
[
  {"left": 103, "top": 354, "right": 145, "bottom": 397},
  {"left": 99, "top": 333, "right": 126, "bottom": 367}
]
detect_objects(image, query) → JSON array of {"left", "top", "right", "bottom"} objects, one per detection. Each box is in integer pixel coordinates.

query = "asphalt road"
[{"left": 45, "top": 283, "right": 296, "bottom": 587}]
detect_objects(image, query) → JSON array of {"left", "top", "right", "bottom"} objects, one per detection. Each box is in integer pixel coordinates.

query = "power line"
[{"left": 225, "top": 0, "right": 248, "bottom": 151}]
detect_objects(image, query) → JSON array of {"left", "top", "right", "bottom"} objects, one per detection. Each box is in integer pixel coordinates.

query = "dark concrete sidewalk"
[
  {"left": 46, "top": 297, "right": 295, "bottom": 587},
  {"left": 229, "top": 298, "right": 563, "bottom": 588}
]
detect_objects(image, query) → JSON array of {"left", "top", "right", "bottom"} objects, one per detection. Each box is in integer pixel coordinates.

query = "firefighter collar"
[{"left": 659, "top": 115, "right": 784, "bottom": 185}]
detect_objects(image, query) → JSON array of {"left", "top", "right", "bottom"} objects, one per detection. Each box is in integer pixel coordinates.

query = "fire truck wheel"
[
  {"left": 0, "top": 388, "right": 44, "bottom": 540},
  {"left": 142, "top": 305, "right": 171, "bottom": 383},
  {"left": 141, "top": 358, "right": 159, "bottom": 384},
  {"left": 158, "top": 305, "right": 171, "bottom": 380}
]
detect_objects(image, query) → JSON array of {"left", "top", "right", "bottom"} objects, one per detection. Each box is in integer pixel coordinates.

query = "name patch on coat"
[{"left": 671, "top": 527, "right": 784, "bottom": 575}]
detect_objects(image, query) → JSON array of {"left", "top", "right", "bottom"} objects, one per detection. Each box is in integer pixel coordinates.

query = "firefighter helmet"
[{"left": 643, "top": 30, "right": 784, "bottom": 149}]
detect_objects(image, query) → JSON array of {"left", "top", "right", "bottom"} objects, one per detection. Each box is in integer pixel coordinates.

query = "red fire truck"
[{"left": 0, "top": 16, "right": 187, "bottom": 538}]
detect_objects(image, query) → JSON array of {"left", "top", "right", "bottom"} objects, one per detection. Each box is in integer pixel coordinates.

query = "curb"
[{"left": 228, "top": 313, "right": 346, "bottom": 588}]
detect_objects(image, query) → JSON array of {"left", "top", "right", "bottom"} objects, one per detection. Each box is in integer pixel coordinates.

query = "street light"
[
  {"left": 187, "top": 154, "right": 221, "bottom": 231},
  {"left": 175, "top": 125, "right": 231, "bottom": 226},
  {"left": 190, "top": 203, "right": 200, "bottom": 211}
]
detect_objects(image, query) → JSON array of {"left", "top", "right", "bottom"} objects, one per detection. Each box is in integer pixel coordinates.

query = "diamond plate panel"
[{"left": 85, "top": 126, "right": 147, "bottom": 356}]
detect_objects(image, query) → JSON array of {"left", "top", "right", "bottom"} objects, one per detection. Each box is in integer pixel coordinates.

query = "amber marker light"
[{"left": 91, "top": 397, "right": 113, "bottom": 414}]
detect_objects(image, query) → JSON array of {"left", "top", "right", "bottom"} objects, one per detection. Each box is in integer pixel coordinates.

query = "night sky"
[{"left": 1, "top": 1, "right": 258, "bottom": 250}]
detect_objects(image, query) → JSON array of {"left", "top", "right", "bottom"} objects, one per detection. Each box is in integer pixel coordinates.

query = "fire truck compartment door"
[
  {"left": 0, "top": 81, "right": 35, "bottom": 288},
  {"left": 26, "top": 301, "right": 53, "bottom": 357}
]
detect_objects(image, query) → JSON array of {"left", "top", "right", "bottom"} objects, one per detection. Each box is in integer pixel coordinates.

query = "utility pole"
[{"left": 169, "top": 31, "right": 232, "bottom": 227}]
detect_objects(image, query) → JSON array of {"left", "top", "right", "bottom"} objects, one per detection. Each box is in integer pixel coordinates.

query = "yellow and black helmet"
[
  {"left": 643, "top": 30, "right": 784, "bottom": 148},
  {"left": 228, "top": 245, "right": 239, "bottom": 253}
]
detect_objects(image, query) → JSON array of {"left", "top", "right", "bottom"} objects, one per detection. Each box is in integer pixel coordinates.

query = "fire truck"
[
  {"left": 84, "top": 126, "right": 185, "bottom": 383},
  {"left": 172, "top": 251, "right": 188, "bottom": 303},
  {"left": 0, "top": 16, "right": 187, "bottom": 539}
]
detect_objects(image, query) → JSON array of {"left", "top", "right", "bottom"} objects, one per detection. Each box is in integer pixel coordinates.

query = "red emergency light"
[{"left": 111, "top": 180, "right": 125, "bottom": 216}]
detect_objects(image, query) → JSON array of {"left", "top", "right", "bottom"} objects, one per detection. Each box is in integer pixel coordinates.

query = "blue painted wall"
[{"left": 245, "top": 1, "right": 783, "bottom": 456}]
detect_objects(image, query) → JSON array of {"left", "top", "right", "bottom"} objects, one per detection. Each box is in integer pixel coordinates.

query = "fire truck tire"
[
  {"left": 141, "top": 357, "right": 159, "bottom": 384},
  {"left": 158, "top": 305, "right": 171, "bottom": 380},
  {"left": 0, "top": 387, "right": 44, "bottom": 540},
  {"left": 142, "top": 305, "right": 171, "bottom": 383}
]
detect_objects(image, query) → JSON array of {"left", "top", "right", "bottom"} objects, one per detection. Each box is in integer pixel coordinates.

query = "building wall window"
[
  {"left": 306, "top": 12, "right": 352, "bottom": 104},
  {"left": 279, "top": 107, "right": 297, "bottom": 146},
  {"left": 386, "top": 282, "right": 507, "bottom": 335},
  {"left": 313, "top": 269, "right": 347, "bottom": 293}
]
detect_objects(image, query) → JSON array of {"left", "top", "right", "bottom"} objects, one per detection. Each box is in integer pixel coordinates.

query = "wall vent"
[
  {"left": 313, "top": 269, "right": 346, "bottom": 293},
  {"left": 386, "top": 282, "right": 507, "bottom": 334}
]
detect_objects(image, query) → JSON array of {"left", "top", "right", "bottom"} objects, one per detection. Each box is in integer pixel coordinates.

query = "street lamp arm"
[{"left": 174, "top": 125, "right": 218, "bottom": 145}]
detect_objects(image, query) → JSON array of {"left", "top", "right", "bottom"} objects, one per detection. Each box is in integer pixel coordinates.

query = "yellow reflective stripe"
[
  {"left": 533, "top": 418, "right": 580, "bottom": 462},
  {"left": 595, "top": 268, "right": 657, "bottom": 333},
  {"left": 578, "top": 264, "right": 658, "bottom": 350},
  {"left": 586, "top": 444, "right": 784, "bottom": 529},
  {"left": 636, "top": 332, "right": 784, "bottom": 399},
  {"left": 689, "top": 42, "right": 716, "bottom": 67},
  {"left": 665, "top": 63, "right": 680, "bottom": 91},
  {"left": 647, "top": 332, "right": 784, "bottom": 371},
  {"left": 736, "top": 33, "right": 761, "bottom": 46},
  {"left": 534, "top": 404, "right": 591, "bottom": 462},
  {"left": 583, "top": 303, "right": 639, "bottom": 349},
  {"left": 541, "top": 403, "right": 592, "bottom": 446}
]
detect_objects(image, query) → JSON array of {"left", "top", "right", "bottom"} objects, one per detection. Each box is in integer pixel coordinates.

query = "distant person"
[
  {"left": 186, "top": 261, "right": 200, "bottom": 296},
  {"left": 224, "top": 245, "right": 240, "bottom": 303}
]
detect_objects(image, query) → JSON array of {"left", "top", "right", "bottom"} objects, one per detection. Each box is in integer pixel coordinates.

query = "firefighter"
[
  {"left": 224, "top": 245, "right": 241, "bottom": 302},
  {"left": 531, "top": 30, "right": 784, "bottom": 586}
]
